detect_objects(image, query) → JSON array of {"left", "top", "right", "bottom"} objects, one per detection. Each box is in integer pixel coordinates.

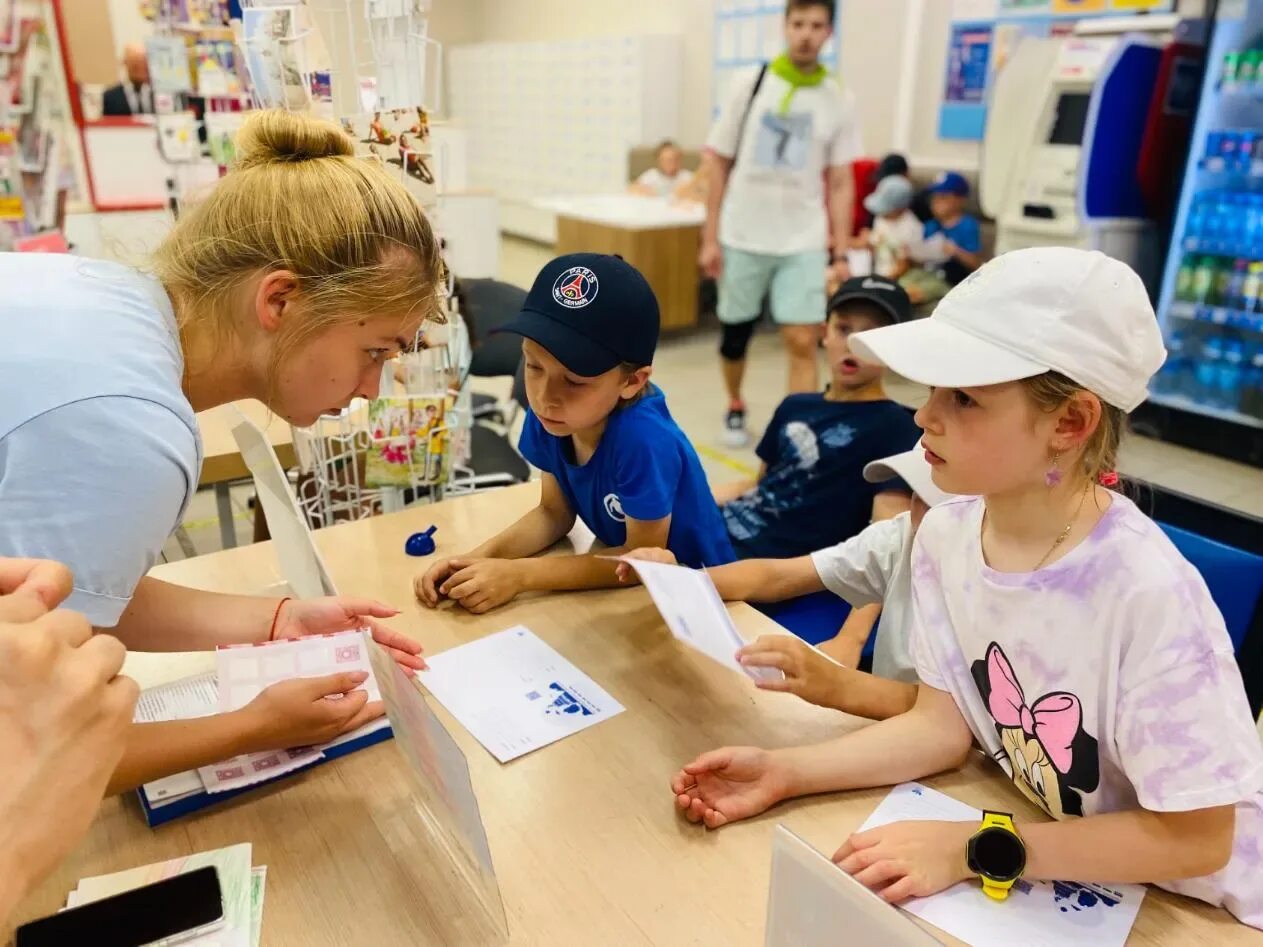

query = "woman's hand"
[
  {"left": 669, "top": 746, "right": 793, "bottom": 828},
  {"left": 737, "top": 635, "right": 846, "bottom": 708},
  {"left": 833, "top": 820, "right": 975, "bottom": 904},
  {"left": 614, "top": 547, "right": 679, "bottom": 583},
  {"left": 238, "top": 672, "right": 385, "bottom": 751},
  {"left": 273, "top": 597, "right": 426, "bottom": 672}
]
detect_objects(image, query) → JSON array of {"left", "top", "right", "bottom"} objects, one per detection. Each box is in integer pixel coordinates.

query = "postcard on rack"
[
  {"left": 241, "top": 5, "right": 307, "bottom": 110},
  {"left": 339, "top": 108, "right": 436, "bottom": 205},
  {"left": 857, "top": 783, "right": 1146, "bottom": 947},
  {"left": 420, "top": 626, "right": 624, "bottom": 763},
  {"left": 616, "top": 557, "right": 782, "bottom": 683},
  {"left": 364, "top": 394, "right": 448, "bottom": 488}
]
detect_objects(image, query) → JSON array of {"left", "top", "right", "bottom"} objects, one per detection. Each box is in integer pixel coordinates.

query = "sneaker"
[{"left": 720, "top": 407, "right": 750, "bottom": 448}]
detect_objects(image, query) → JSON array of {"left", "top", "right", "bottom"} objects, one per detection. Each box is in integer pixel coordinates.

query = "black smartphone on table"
[{"left": 16, "top": 865, "right": 225, "bottom": 947}]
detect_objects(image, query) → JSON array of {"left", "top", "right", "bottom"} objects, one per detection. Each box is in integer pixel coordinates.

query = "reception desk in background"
[
  {"left": 535, "top": 194, "right": 704, "bottom": 331},
  {"left": 79, "top": 117, "right": 220, "bottom": 211}
]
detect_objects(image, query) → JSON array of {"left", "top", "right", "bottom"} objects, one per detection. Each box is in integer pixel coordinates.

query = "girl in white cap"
[
  {"left": 619, "top": 448, "right": 953, "bottom": 721},
  {"left": 663, "top": 247, "right": 1261, "bottom": 930}
]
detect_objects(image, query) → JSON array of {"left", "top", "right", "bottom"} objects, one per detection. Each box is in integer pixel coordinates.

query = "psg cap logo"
[{"left": 551, "top": 266, "right": 600, "bottom": 310}]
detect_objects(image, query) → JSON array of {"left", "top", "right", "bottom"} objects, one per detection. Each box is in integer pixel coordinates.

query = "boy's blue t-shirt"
[
  {"left": 518, "top": 387, "right": 735, "bottom": 568},
  {"left": 924, "top": 214, "right": 981, "bottom": 286},
  {"left": 723, "top": 394, "right": 920, "bottom": 560}
]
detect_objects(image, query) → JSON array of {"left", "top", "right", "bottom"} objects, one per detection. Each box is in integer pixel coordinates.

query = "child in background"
[
  {"left": 717, "top": 276, "right": 921, "bottom": 561},
  {"left": 858, "top": 175, "right": 921, "bottom": 280},
  {"left": 416, "top": 254, "right": 733, "bottom": 614},
  {"left": 629, "top": 140, "right": 694, "bottom": 199},
  {"left": 621, "top": 448, "right": 953, "bottom": 721},
  {"left": 666, "top": 248, "right": 1261, "bottom": 931},
  {"left": 900, "top": 171, "right": 983, "bottom": 305}
]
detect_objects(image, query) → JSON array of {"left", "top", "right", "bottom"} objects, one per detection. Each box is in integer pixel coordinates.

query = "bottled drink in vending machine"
[
  {"left": 1242, "top": 351, "right": 1263, "bottom": 419},
  {"left": 1186, "top": 193, "right": 1207, "bottom": 246},
  {"left": 1214, "top": 257, "right": 1234, "bottom": 306},
  {"left": 1218, "top": 340, "right": 1246, "bottom": 412},
  {"left": 1243, "top": 261, "right": 1263, "bottom": 313},
  {"left": 1175, "top": 255, "right": 1196, "bottom": 301},
  {"left": 1196, "top": 334, "right": 1224, "bottom": 405},
  {"left": 1193, "top": 255, "right": 1219, "bottom": 304},
  {"left": 1239, "top": 131, "right": 1258, "bottom": 172},
  {"left": 1155, "top": 332, "right": 1190, "bottom": 399},
  {"left": 1227, "top": 259, "right": 1249, "bottom": 310},
  {"left": 1224, "top": 51, "right": 1242, "bottom": 83}
]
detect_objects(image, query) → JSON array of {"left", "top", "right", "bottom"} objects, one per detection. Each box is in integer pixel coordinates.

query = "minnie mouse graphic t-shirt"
[{"left": 909, "top": 494, "right": 1262, "bottom": 930}]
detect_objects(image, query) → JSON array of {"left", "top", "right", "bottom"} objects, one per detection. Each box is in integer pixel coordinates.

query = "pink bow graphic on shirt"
[{"left": 985, "top": 645, "right": 1082, "bottom": 775}]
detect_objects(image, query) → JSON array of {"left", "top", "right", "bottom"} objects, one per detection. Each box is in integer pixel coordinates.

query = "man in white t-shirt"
[
  {"left": 701, "top": 0, "right": 863, "bottom": 447},
  {"left": 629, "top": 140, "right": 694, "bottom": 199}
]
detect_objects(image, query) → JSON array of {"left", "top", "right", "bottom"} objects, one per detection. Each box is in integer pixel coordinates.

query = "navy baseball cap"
[
  {"left": 827, "top": 275, "right": 911, "bottom": 326},
  {"left": 493, "top": 253, "right": 660, "bottom": 376},
  {"left": 926, "top": 170, "right": 969, "bottom": 197}
]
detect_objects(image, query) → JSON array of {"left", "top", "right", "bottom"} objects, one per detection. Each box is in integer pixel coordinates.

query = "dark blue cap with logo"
[
  {"left": 827, "top": 275, "right": 911, "bottom": 325},
  {"left": 493, "top": 253, "right": 660, "bottom": 376},
  {"left": 926, "top": 170, "right": 969, "bottom": 197}
]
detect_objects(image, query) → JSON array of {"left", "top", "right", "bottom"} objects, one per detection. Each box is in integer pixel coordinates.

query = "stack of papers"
[
  {"left": 859, "top": 783, "right": 1146, "bottom": 947},
  {"left": 422, "top": 626, "right": 624, "bottom": 763},
  {"left": 135, "top": 630, "right": 389, "bottom": 809},
  {"left": 616, "top": 557, "right": 782, "bottom": 683},
  {"left": 66, "top": 843, "right": 264, "bottom": 947}
]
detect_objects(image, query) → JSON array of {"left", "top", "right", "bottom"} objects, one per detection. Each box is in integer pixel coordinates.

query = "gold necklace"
[{"left": 1032, "top": 483, "right": 1091, "bottom": 571}]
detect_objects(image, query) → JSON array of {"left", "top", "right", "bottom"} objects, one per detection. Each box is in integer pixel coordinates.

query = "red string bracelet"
[{"left": 269, "top": 597, "right": 292, "bottom": 641}]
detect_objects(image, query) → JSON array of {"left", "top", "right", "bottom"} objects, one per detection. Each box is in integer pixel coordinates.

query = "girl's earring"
[{"left": 1045, "top": 452, "right": 1064, "bottom": 488}]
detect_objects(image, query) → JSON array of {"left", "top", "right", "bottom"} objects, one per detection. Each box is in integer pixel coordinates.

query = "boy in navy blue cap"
[
  {"left": 415, "top": 253, "right": 735, "bottom": 614},
  {"left": 900, "top": 170, "right": 984, "bottom": 305}
]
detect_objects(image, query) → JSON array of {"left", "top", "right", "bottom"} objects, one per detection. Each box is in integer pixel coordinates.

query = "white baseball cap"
[
  {"left": 848, "top": 247, "right": 1167, "bottom": 411},
  {"left": 863, "top": 448, "right": 954, "bottom": 508}
]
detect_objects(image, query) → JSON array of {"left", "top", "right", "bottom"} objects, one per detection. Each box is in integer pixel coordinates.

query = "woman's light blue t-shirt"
[{"left": 0, "top": 254, "right": 202, "bottom": 626}]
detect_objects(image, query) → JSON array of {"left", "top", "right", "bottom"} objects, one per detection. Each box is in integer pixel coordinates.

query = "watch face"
[{"left": 969, "top": 827, "right": 1026, "bottom": 882}]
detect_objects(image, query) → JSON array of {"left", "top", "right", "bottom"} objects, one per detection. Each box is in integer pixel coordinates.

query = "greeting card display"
[{"left": 365, "top": 395, "right": 448, "bottom": 488}]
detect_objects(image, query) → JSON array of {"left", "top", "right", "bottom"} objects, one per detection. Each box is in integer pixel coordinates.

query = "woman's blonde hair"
[
  {"left": 1022, "top": 371, "right": 1125, "bottom": 486},
  {"left": 153, "top": 110, "right": 444, "bottom": 390}
]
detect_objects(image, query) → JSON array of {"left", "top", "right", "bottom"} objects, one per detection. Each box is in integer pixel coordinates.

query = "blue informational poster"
[
  {"left": 939, "top": 22, "right": 993, "bottom": 139},
  {"left": 945, "top": 23, "right": 994, "bottom": 103}
]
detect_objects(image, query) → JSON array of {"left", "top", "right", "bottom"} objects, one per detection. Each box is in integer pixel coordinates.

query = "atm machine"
[{"left": 982, "top": 27, "right": 1165, "bottom": 293}]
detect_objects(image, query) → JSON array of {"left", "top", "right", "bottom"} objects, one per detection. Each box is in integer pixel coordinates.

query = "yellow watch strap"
[
  {"left": 977, "top": 811, "right": 1020, "bottom": 901},
  {"left": 981, "top": 810, "right": 1016, "bottom": 832}
]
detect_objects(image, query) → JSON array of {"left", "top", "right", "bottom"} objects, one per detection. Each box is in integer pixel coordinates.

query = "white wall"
[
  {"left": 435, "top": 0, "right": 715, "bottom": 146},
  {"left": 107, "top": 0, "right": 153, "bottom": 56},
  {"left": 441, "top": 0, "right": 1209, "bottom": 173}
]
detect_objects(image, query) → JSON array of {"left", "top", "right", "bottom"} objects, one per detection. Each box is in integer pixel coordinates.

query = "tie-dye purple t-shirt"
[{"left": 909, "top": 493, "right": 1262, "bottom": 929}]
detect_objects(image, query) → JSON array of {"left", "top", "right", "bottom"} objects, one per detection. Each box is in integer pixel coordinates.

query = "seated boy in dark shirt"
[{"left": 717, "top": 276, "right": 921, "bottom": 560}]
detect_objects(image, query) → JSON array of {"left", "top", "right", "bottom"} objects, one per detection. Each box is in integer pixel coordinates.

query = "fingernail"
[{"left": 351, "top": 671, "right": 369, "bottom": 683}]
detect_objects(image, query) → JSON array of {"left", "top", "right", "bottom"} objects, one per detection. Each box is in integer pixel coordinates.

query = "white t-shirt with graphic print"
[
  {"left": 909, "top": 494, "right": 1262, "bottom": 930},
  {"left": 707, "top": 65, "right": 863, "bottom": 256}
]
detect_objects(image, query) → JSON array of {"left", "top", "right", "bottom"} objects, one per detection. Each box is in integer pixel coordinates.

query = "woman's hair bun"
[{"left": 233, "top": 110, "right": 355, "bottom": 169}]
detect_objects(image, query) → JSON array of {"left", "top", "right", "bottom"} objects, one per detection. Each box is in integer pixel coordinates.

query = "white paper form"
[
  {"left": 420, "top": 626, "right": 624, "bottom": 763},
  {"left": 204, "top": 630, "right": 389, "bottom": 793},
  {"left": 859, "top": 784, "right": 1146, "bottom": 947},
  {"left": 617, "top": 557, "right": 782, "bottom": 683},
  {"left": 133, "top": 673, "right": 219, "bottom": 804}
]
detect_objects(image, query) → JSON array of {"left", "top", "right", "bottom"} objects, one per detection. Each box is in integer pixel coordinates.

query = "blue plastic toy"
[{"left": 405, "top": 525, "right": 438, "bottom": 557}]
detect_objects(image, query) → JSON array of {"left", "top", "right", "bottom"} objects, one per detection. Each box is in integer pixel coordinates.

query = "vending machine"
[{"left": 1147, "top": 0, "right": 1263, "bottom": 465}]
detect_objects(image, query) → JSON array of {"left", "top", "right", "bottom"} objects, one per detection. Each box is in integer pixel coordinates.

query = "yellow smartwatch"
[{"left": 966, "top": 810, "right": 1026, "bottom": 901}]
